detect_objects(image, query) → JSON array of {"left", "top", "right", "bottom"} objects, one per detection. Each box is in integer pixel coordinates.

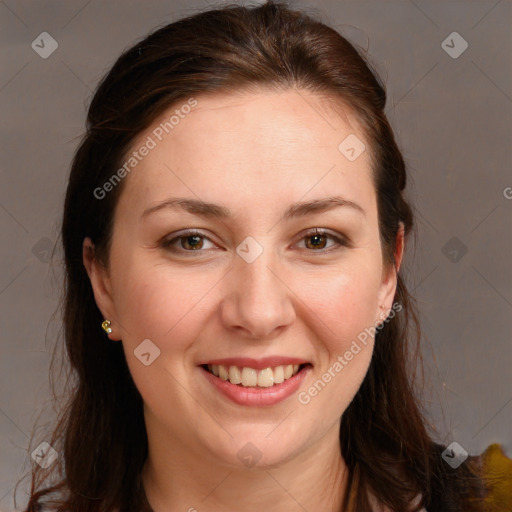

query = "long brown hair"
[{"left": 18, "top": 2, "right": 486, "bottom": 511}]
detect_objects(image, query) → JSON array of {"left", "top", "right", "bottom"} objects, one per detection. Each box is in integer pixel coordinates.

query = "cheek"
[
  {"left": 296, "top": 265, "right": 379, "bottom": 386},
  {"left": 110, "top": 259, "right": 212, "bottom": 351},
  {"left": 111, "top": 263, "right": 215, "bottom": 407},
  {"left": 300, "top": 262, "right": 382, "bottom": 349},
  {"left": 293, "top": 265, "right": 380, "bottom": 408}
]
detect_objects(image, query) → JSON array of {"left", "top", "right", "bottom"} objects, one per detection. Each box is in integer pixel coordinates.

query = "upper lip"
[{"left": 198, "top": 356, "right": 311, "bottom": 370}]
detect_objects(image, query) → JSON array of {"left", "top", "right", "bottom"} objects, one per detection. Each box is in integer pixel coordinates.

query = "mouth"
[{"left": 200, "top": 362, "right": 312, "bottom": 388}]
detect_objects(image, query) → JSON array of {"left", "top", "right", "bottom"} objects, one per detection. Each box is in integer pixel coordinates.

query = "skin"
[{"left": 83, "top": 88, "right": 404, "bottom": 512}]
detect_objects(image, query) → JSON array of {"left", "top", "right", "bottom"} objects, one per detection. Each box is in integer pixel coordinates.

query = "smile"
[
  {"left": 203, "top": 363, "right": 307, "bottom": 388},
  {"left": 198, "top": 359, "right": 313, "bottom": 407}
]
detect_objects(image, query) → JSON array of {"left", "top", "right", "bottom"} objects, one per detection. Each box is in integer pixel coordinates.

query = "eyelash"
[{"left": 160, "top": 228, "right": 349, "bottom": 256}]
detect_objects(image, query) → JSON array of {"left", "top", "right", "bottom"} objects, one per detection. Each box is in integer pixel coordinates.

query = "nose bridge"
[
  {"left": 240, "top": 252, "right": 279, "bottom": 303},
  {"left": 224, "top": 243, "right": 294, "bottom": 337}
]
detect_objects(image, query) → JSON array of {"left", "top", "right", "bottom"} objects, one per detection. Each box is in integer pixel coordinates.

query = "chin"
[{"left": 203, "top": 427, "right": 307, "bottom": 470}]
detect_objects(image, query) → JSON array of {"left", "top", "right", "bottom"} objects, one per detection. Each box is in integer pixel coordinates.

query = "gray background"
[{"left": 1, "top": 0, "right": 511, "bottom": 510}]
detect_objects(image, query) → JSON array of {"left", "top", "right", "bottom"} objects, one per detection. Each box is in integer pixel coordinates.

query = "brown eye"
[
  {"left": 161, "top": 231, "right": 216, "bottom": 255},
  {"left": 298, "top": 229, "right": 348, "bottom": 253},
  {"left": 305, "top": 233, "right": 328, "bottom": 250},
  {"left": 181, "top": 235, "right": 204, "bottom": 250}
]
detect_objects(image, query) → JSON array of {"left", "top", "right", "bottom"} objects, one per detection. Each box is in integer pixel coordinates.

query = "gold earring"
[{"left": 101, "top": 320, "right": 112, "bottom": 334}]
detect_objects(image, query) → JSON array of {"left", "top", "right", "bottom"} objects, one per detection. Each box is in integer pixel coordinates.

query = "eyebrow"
[{"left": 141, "top": 195, "right": 366, "bottom": 221}]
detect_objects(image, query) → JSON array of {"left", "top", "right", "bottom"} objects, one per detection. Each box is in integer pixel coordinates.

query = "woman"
[{"left": 20, "top": 1, "right": 488, "bottom": 511}]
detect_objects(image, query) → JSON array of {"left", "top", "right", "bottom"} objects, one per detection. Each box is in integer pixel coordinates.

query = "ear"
[
  {"left": 82, "top": 237, "right": 121, "bottom": 341},
  {"left": 376, "top": 222, "right": 405, "bottom": 323}
]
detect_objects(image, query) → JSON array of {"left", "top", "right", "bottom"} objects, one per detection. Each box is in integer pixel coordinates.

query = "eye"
[
  {"left": 161, "top": 228, "right": 348, "bottom": 256},
  {"left": 296, "top": 228, "right": 348, "bottom": 252},
  {"left": 161, "top": 230, "right": 217, "bottom": 255}
]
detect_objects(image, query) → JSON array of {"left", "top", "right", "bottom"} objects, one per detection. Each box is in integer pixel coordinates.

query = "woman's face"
[{"left": 85, "top": 88, "right": 401, "bottom": 469}]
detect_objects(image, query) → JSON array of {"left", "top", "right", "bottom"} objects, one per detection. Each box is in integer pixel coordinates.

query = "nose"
[{"left": 220, "top": 250, "right": 296, "bottom": 339}]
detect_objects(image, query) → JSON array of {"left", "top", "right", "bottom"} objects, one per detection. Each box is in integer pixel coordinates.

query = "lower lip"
[{"left": 199, "top": 365, "right": 312, "bottom": 406}]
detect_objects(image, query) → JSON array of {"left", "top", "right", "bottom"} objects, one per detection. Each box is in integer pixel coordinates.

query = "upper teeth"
[{"left": 208, "top": 364, "right": 301, "bottom": 387}]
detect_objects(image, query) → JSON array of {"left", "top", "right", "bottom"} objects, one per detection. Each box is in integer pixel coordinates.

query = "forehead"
[
  {"left": 145, "top": 87, "right": 364, "bottom": 152},
  {"left": 116, "top": 88, "right": 376, "bottom": 221}
]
